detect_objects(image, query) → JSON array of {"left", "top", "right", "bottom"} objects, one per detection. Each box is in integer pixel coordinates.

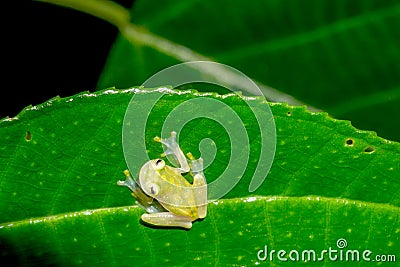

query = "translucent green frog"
[{"left": 118, "top": 131, "right": 207, "bottom": 229}]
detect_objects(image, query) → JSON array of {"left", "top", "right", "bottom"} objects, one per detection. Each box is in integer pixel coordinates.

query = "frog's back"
[
  {"left": 160, "top": 166, "right": 199, "bottom": 220},
  {"left": 162, "top": 166, "right": 191, "bottom": 187}
]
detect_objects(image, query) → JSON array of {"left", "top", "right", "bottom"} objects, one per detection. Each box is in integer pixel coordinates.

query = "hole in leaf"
[
  {"left": 345, "top": 138, "right": 354, "bottom": 146},
  {"left": 364, "top": 146, "right": 375, "bottom": 153},
  {"left": 25, "top": 131, "right": 32, "bottom": 141},
  {"left": 287, "top": 111, "right": 292, "bottom": 116}
]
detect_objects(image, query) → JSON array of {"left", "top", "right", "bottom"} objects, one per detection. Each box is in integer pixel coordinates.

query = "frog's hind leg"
[
  {"left": 187, "top": 154, "right": 207, "bottom": 219},
  {"left": 118, "top": 170, "right": 165, "bottom": 213},
  {"left": 141, "top": 212, "right": 193, "bottom": 229},
  {"left": 154, "top": 131, "right": 190, "bottom": 173}
]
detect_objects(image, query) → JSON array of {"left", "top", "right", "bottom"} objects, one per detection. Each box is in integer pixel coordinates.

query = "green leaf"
[
  {"left": 98, "top": 0, "right": 400, "bottom": 141},
  {"left": 1, "top": 88, "right": 399, "bottom": 266},
  {"left": 2, "top": 197, "right": 399, "bottom": 266}
]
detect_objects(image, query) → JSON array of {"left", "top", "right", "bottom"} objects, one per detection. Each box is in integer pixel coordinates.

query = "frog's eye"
[
  {"left": 154, "top": 159, "right": 165, "bottom": 170},
  {"left": 148, "top": 183, "right": 160, "bottom": 196}
]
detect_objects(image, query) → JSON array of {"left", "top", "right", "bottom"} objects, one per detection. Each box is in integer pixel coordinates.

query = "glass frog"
[{"left": 117, "top": 131, "right": 207, "bottom": 229}]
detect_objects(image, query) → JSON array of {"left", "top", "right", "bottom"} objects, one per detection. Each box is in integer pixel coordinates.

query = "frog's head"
[{"left": 138, "top": 159, "right": 166, "bottom": 198}]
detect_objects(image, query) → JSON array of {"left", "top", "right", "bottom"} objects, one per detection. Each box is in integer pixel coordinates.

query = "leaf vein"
[{"left": 216, "top": 4, "right": 400, "bottom": 62}]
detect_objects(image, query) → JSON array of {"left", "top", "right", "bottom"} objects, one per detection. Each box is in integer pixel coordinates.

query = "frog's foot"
[
  {"left": 117, "top": 170, "right": 140, "bottom": 192},
  {"left": 118, "top": 170, "right": 165, "bottom": 213},
  {"left": 141, "top": 212, "right": 193, "bottom": 229},
  {"left": 187, "top": 153, "right": 204, "bottom": 175},
  {"left": 153, "top": 131, "right": 178, "bottom": 155},
  {"left": 154, "top": 131, "right": 190, "bottom": 173}
]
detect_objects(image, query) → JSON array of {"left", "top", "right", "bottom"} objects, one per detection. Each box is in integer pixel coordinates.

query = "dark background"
[{"left": 1, "top": 1, "right": 134, "bottom": 119}]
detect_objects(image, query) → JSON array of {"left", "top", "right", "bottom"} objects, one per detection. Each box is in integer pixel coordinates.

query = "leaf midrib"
[
  {"left": 328, "top": 86, "right": 400, "bottom": 115},
  {"left": 34, "top": 0, "right": 314, "bottom": 108},
  {"left": 215, "top": 4, "right": 400, "bottom": 61}
]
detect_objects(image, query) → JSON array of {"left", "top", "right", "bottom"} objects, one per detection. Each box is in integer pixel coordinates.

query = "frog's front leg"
[
  {"left": 141, "top": 212, "right": 193, "bottom": 229},
  {"left": 154, "top": 131, "right": 190, "bottom": 173},
  {"left": 117, "top": 170, "right": 165, "bottom": 213}
]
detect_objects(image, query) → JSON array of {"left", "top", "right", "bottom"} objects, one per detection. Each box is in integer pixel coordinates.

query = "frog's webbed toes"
[
  {"left": 154, "top": 131, "right": 190, "bottom": 172},
  {"left": 117, "top": 170, "right": 139, "bottom": 192},
  {"left": 188, "top": 156, "right": 204, "bottom": 175},
  {"left": 154, "top": 131, "right": 179, "bottom": 156},
  {"left": 154, "top": 131, "right": 177, "bottom": 145},
  {"left": 117, "top": 170, "right": 148, "bottom": 204}
]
